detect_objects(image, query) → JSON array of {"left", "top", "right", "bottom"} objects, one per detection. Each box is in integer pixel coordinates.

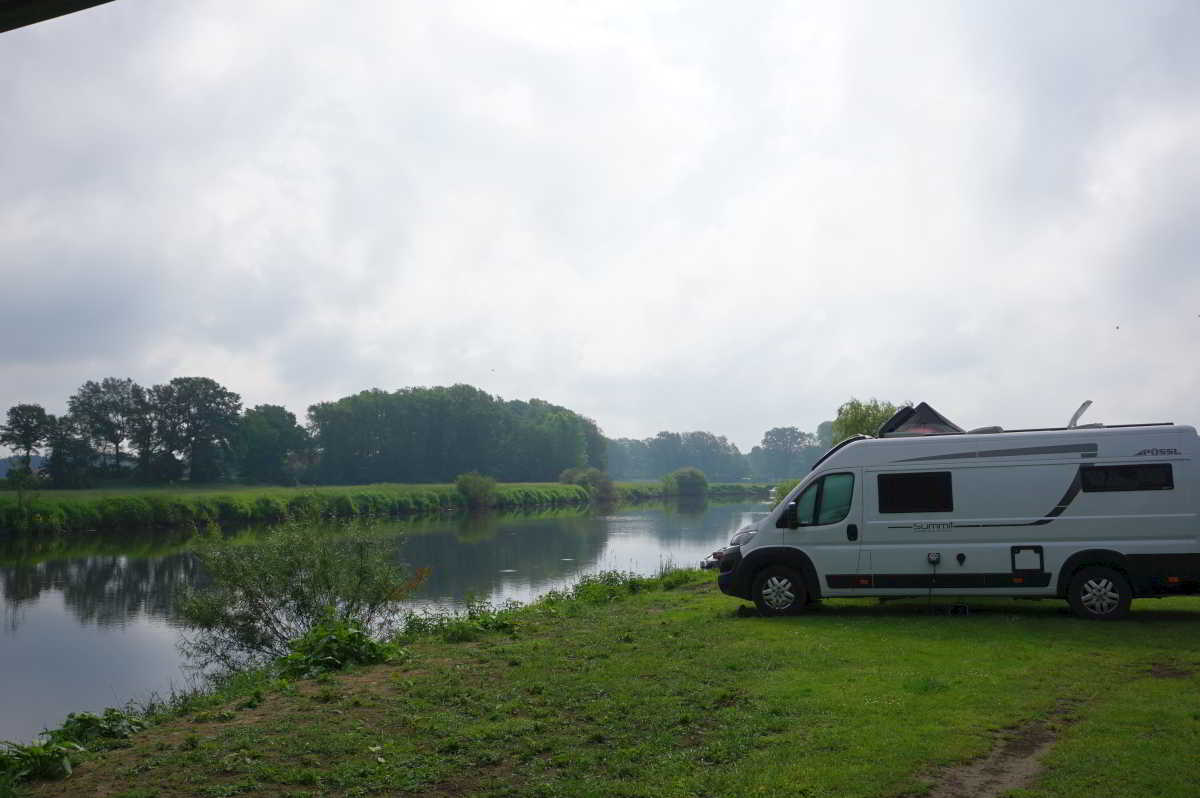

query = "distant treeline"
[
  {"left": 606, "top": 424, "right": 834, "bottom": 483},
  {"left": 1, "top": 377, "right": 892, "bottom": 488}
]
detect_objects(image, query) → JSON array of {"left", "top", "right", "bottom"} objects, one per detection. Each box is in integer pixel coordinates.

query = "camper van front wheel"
[
  {"left": 1067, "top": 566, "right": 1132, "bottom": 620},
  {"left": 752, "top": 566, "right": 808, "bottom": 616}
]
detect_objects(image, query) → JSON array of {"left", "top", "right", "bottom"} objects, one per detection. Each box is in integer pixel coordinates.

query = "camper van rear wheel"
[
  {"left": 752, "top": 565, "right": 808, "bottom": 616},
  {"left": 1067, "top": 566, "right": 1132, "bottom": 620}
]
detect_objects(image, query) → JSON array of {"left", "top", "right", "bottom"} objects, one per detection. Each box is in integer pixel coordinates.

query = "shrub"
[
  {"left": 559, "top": 467, "right": 617, "bottom": 504},
  {"left": 662, "top": 467, "right": 708, "bottom": 498},
  {"left": 455, "top": 472, "right": 497, "bottom": 511},
  {"left": 178, "top": 521, "right": 427, "bottom": 671}
]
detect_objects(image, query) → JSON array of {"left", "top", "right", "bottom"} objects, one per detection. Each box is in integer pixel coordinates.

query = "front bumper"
[{"left": 703, "top": 546, "right": 750, "bottom": 600}]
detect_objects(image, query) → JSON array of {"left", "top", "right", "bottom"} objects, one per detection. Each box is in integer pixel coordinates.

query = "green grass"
[{"left": 21, "top": 574, "right": 1200, "bottom": 798}]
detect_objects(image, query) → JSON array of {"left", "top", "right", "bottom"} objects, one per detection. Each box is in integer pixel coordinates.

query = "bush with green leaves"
[
  {"left": 0, "top": 739, "right": 84, "bottom": 781},
  {"left": 278, "top": 617, "right": 403, "bottom": 678},
  {"left": 178, "top": 521, "right": 425, "bottom": 671},
  {"left": 455, "top": 471, "right": 497, "bottom": 510},
  {"left": 558, "top": 466, "right": 618, "bottom": 503},
  {"left": 49, "top": 708, "right": 146, "bottom": 746},
  {"left": 662, "top": 466, "right": 708, "bottom": 497},
  {"left": 0, "top": 705, "right": 147, "bottom": 787}
]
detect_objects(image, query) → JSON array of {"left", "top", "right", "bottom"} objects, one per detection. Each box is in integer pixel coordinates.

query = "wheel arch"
[
  {"left": 739, "top": 546, "right": 822, "bottom": 602},
  {"left": 1056, "top": 549, "right": 1134, "bottom": 597}
]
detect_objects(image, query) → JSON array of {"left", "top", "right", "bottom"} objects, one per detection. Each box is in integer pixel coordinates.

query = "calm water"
[{"left": 0, "top": 500, "right": 766, "bottom": 742}]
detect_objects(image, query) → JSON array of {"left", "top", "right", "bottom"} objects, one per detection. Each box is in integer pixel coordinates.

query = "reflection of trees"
[
  {"left": 0, "top": 501, "right": 771, "bottom": 632},
  {"left": 397, "top": 514, "right": 611, "bottom": 601},
  {"left": 0, "top": 553, "right": 203, "bottom": 629},
  {"left": 626, "top": 502, "right": 766, "bottom": 548}
]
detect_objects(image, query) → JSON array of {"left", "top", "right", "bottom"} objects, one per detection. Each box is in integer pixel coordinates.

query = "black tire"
[
  {"left": 1067, "top": 566, "right": 1132, "bottom": 620},
  {"left": 751, "top": 565, "right": 808, "bottom": 616}
]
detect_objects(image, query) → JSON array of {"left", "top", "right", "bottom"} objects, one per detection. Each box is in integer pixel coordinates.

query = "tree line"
[
  {"left": 1, "top": 375, "right": 900, "bottom": 488},
  {"left": 605, "top": 422, "right": 833, "bottom": 483},
  {"left": 0, "top": 379, "right": 606, "bottom": 487}
]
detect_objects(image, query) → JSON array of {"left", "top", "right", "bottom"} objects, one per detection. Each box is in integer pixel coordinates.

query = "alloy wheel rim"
[
  {"left": 762, "top": 576, "right": 795, "bottom": 610},
  {"left": 1080, "top": 577, "right": 1120, "bottom": 614}
]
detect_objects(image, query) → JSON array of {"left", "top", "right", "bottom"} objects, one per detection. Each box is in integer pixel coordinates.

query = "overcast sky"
[{"left": 2, "top": 0, "right": 1198, "bottom": 452}]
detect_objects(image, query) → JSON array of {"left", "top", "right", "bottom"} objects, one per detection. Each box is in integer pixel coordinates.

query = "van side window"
[
  {"left": 816, "top": 473, "right": 854, "bottom": 524},
  {"left": 1080, "top": 464, "right": 1173, "bottom": 492},
  {"left": 793, "top": 482, "right": 818, "bottom": 525},
  {"left": 878, "top": 472, "right": 953, "bottom": 513}
]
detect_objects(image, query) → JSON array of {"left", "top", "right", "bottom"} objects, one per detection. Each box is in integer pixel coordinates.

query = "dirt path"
[{"left": 923, "top": 701, "right": 1079, "bottom": 798}]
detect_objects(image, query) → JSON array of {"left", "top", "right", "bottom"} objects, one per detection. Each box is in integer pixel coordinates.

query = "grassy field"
[
  {"left": 0, "top": 482, "right": 771, "bottom": 534},
  {"left": 19, "top": 572, "right": 1200, "bottom": 798}
]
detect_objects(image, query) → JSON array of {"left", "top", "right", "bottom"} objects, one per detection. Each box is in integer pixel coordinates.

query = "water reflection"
[
  {"left": 2, "top": 554, "right": 202, "bottom": 628},
  {"left": 0, "top": 500, "right": 767, "bottom": 741}
]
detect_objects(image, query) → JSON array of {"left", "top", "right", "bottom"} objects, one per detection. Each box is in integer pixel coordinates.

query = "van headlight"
[{"left": 729, "top": 527, "right": 757, "bottom": 546}]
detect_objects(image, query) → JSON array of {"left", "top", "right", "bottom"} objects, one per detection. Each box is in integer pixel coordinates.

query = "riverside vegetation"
[
  {"left": 0, "top": 477, "right": 771, "bottom": 535},
  {"left": 5, "top": 572, "right": 1199, "bottom": 798}
]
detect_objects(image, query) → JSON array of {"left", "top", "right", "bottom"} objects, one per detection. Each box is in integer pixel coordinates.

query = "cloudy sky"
[{"left": 2, "top": 0, "right": 1198, "bottom": 451}]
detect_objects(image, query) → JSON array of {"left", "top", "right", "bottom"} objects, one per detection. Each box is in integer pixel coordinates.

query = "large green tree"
[
  {"left": 42, "top": 413, "right": 95, "bottom": 488},
  {"left": 832, "top": 398, "right": 902, "bottom": 443},
  {"left": 308, "top": 385, "right": 606, "bottom": 484},
  {"left": 1, "top": 403, "right": 51, "bottom": 468},
  {"left": 816, "top": 420, "right": 834, "bottom": 450},
  {"left": 236, "top": 404, "right": 310, "bottom": 484},
  {"left": 750, "top": 426, "right": 821, "bottom": 479},
  {"left": 154, "top": 377, "right": 242, "bottom": 482},
  {"left": 68, "top": 377, "right": 136, "bottom": 471}
]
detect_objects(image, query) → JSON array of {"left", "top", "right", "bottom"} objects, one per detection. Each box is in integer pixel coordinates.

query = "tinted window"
[
  {"left": 1081, "top": 464, "right": 1173, "bottom": 492},
  {"left": 793, "top": 482, "right": 818, "bottom": 525},
  {"left": 878, "top": 472, "right": 953, "bottom": 513},
  {"left": 816, "top": 473, "right": 854, "bottom": 525}
]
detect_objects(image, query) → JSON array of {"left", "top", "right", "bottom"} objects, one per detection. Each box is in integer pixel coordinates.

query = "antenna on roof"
[{"left": 1067, "top": 400, "right": 1093, "bottom": 429}]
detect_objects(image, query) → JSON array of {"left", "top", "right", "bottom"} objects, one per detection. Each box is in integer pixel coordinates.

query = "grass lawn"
[{"left": 23, "top": 574, "right": 1200, "bottom": 798}]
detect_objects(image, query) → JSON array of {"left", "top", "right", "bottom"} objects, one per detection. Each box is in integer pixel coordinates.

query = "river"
[{"left": 0, "top": 500, "right": 767, "bottom": 742}]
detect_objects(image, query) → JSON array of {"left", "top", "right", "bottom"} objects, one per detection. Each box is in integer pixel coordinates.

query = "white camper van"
[{"left": 707, "top": 403, "right": 1200, "bottom": 619}]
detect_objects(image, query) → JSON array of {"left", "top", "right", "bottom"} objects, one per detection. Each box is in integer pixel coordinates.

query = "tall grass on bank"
[
  {"left": 0, "top": 483, "right": 589, "bottom": 534},
  {"left": 0, "top": 481, "right": 774, "bottom": 534}
]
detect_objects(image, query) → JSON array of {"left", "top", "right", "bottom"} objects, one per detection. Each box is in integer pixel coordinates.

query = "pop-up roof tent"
[{"left": 876, "top": 402, "right": 965, "bottom": 437}]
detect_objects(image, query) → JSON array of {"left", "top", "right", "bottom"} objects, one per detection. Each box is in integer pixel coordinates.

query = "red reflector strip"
[
  {"left": 1167, "top": 576, "right": 1181, "bottom": 584},
  {"left": 1012, "top": 577, "right": 1025, "bottom": 584},
  {"left": 856, "top": 578, "right": 871, "bottom": 586}
]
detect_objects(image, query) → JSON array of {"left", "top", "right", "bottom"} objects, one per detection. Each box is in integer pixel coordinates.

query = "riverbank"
[
  {"left": 0, "top": 481, "right": 772, "bottom": 534},
  {"left": 16, "top": 574, "right": 1200, "bottom": 798}
]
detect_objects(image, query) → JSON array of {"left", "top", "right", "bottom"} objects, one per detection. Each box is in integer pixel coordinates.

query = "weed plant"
[{"left": 278, "top": 617, "right": 406, "bottom": 679}]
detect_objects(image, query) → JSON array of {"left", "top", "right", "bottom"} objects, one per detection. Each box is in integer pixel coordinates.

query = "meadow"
[{"left": 16, "top": 571, "right": 1200, "bottom": 798}]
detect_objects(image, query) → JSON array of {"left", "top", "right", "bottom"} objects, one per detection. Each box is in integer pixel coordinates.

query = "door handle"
[{"left": 847, "top": 523, "right": 858, "bottom": 541}]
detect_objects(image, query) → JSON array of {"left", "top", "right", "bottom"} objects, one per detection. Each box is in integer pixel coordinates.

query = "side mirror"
[{"left": 775, "top": 500, "right": 798, "bottom": 529}]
